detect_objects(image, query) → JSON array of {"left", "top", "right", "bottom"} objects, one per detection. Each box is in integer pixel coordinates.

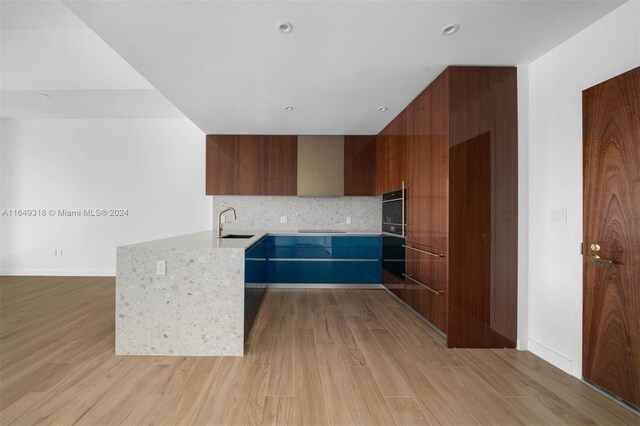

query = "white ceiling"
[
  {"left": 2, "top": 1, "right": 625, "bottom": 131},
  {"left": 0, "top": 1, "right": 184, "bottom": 119}
]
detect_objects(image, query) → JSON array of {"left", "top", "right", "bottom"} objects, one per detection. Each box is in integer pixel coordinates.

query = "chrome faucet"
[{"left": 217, "top": 207, "right": 237, "bottom": 238}]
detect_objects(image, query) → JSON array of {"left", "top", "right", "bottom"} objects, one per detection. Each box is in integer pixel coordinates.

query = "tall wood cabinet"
[{"left": 381, "top": 66, "right": 518, "bottom": 348}]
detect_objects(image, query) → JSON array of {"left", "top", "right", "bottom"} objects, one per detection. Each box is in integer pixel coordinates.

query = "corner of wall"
[{"left": 516, "top": 63, "right": 530, "bottom": 351}]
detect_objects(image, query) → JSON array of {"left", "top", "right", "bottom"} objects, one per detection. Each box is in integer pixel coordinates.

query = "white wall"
[
  {"left": 525, "top": 0, "right": 640, "bottom": 377},
  {"left": 0, "top": 119, "right": 211, "bottom": 275}
]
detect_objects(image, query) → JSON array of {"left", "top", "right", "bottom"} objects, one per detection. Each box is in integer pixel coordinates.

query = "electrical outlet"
[
  {"left": 551, "top": 208, "right": 567, "bottom": 223},
  {"left": 53, "top": 248, "right": 63, "bottom": 256},
  {"left": 220, "top": 215, "right": 226, "bottom": 223},
  {"left": 156, "top": 260, "right": 166, "bottom": 275},
  {"left": 346, "top": 216, "right": 352, "bottom": 224},
  {"left": 280, "top": 216, "right": 288, "bottom": 224}
]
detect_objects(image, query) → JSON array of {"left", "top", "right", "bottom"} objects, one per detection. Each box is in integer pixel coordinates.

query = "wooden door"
[{"left": 583, "top": 66, "right": 640, "bottom": 409}]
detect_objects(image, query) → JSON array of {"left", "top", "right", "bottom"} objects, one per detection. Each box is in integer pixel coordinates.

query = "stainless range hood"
[{"left": 297, "top": 135, "right": 345, "bottom": 197}]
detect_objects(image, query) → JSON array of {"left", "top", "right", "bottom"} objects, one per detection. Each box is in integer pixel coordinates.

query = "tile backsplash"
[{"left": 212, "top": 196, "right": 381, "bottom": 232}]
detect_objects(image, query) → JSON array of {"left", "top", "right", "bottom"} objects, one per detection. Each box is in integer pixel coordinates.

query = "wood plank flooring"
[{"left": 1, "top": 276, "right": 638, "bottom": 425}]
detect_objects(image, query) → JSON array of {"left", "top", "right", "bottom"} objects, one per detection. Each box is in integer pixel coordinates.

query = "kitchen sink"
[{"left": 220, "top": 234, "right": 254, "bottom": 239}]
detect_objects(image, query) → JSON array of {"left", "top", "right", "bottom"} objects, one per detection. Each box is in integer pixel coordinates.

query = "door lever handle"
[{"left": 585, "top": 254, "right": 615, "bottom": 264}]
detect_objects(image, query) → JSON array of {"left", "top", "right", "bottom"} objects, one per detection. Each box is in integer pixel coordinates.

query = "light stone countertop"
[
  {"left": 120, "top": 229, "right": 383, "bottom": 251},
  {"left": 115, "top": 228, "right": 382, "bottom": 356}
]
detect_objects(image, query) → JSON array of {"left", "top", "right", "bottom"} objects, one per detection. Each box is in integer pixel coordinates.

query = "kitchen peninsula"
[{"left": 116, "top": 230, "right": 382, "bottom": 356}]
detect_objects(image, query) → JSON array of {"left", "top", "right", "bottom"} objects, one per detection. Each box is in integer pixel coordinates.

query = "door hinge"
[{"left": 580, "top": 242, "right": 583, "bottom": 255}]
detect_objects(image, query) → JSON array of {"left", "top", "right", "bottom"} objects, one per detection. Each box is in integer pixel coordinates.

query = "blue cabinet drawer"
[
  {"left": 347, "top": 236, "right": 382, "bottom": 248},
  {"left": 266, "top": 236, "right": 297, "bottom": 259},
  {"left": 297, "top": 247, "right": 348, "bottom": 259},
  {"left": 267, "top": 236, "right": 298, "bottom": 246},
  {"left": 246, "top": 241, "right": 266, "bottom": 259},
  {"left": 267, "top": 261, "right": 297, "bottom": 283},
  {"left": 347, "top": 261, "right": 382, "bottom": 284},
  {"left": 346, "top": 246, "right": 381, "bottom": 259},
  {"left": 267, "top": 246, "right": 297, "bottom": 258},
  {"left": 297, "top": 236, "right": 348, "bottom": 248},
  {"left": 297, "top": 261, "right": 347, "bottom": 283}
]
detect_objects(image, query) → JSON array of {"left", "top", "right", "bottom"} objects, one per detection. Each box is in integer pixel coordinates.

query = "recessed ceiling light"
[
  {"left": 278, "top": 22, "right": 293, "bottom": 34},
  {"left": 441, "top": 24, "right": 460, "bottom": 36},
  {"left": 40, "top": 92, "right": 51, "bottom": 98},
  {"left": 377, "top": 106, "right": 388, "bottom": 112},
  {"left": 284, "top": 106, "right": 294, "bottom": 111}
]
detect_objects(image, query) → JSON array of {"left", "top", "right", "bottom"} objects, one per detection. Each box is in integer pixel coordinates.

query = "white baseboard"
[
  {"left": 527, "top": 338, "right": 574, "bottom": 374},
  {"left": 267, "top": 283, "right": 383, "bottom": 289},
  {"left": 0, "top": 269, "right": 116, "bottom": 277}
]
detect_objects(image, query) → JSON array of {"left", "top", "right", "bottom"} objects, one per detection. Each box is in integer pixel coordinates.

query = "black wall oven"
[
  {"left": 382, "top": 188, "right": 406, "bottom": 236},
  {"left": 382, "top": 188, "right": 407, "bottom": 280},
  {"left": 382, "top": 234, "right": 405, "bottom": 279}
]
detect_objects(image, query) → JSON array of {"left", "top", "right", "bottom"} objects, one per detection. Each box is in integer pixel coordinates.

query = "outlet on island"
[
  {"left": 156, "top": 260, "right": 166, "bottom": 275},
  {"left": 280, "top": 216, "right": 287, "bottom": 224}
]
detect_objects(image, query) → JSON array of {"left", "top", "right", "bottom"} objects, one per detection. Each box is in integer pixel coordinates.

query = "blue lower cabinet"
[
  {"left": 347, "top": 236, "right": 382, "bottom": 248},
  {"left": 346, "top": 246, "right": 381, "bottom": 259},
  {"left": 297, "top": 236, "right": 348, "bottom": 248},
  {"left": 347, "top": 261, "right": 382, "bottom": 284},
  {"left": 297, "top": 247, "right": 348, "bottom": 259},
  {"left": 266, "top": 236, "right": 297, "bottom": 259},
  {"left": 261, "top": 235, "right": 382, "bottom": 286},
  {"left": 297, "top": 261, "right": 348, "bottom": 283},
  {"left": 267, "top": 261, "right": 297, "bottom": 283}
]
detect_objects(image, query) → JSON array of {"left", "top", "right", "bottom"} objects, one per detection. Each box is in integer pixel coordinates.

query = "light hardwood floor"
[{"left": 1, "top": 276, "right": 638, "bottom": 425}]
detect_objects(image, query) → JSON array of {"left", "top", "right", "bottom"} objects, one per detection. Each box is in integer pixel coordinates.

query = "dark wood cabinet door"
[
  {"left": 377, "top": 112, "right": 407, "bottom": 194},
  {"left": 238, "top": 136, "right": 267, "bottom": 195},
  {"left": 265, "top": 136, "right": 297, "bottom": 195},
  {"left": 448, "top": 131, "right": 492, "bottom": 348},
  {"left": 206, "top": 135, "right": 239, "bottom": 195},
  {"left": 404, "top": 247, "right": 447, "bottom": 334},
  {"left": 446, "top": 67, "right": 518, "bottom": 349},
  {"left": 344, "top": 136, "right": 377, "bottom": 196},
  {"left": 205, "top": 135, "right": 297, "bottom": 195},
  {"left": 406, "top": 70, "right": 449, "bottom": 253},
  {"left": 416, "top": 284, "right": 447, "bottom": 334},
  {"left": 583, "top": 67, "right": 640, "bottom": 409}
]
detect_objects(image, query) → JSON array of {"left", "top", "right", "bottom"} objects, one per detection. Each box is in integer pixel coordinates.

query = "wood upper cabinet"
[
  {"left": 344, "top": 136, "right": 377, "bottom": 196},
  {"left": 206, "top": 135, "right": 297, "bottom": 195},
  {"left": 376, "top": 111, "right": 407, "bottom": 194},
  {"left": 206, "top": 135, "right": 239, "bottom": 195}
]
